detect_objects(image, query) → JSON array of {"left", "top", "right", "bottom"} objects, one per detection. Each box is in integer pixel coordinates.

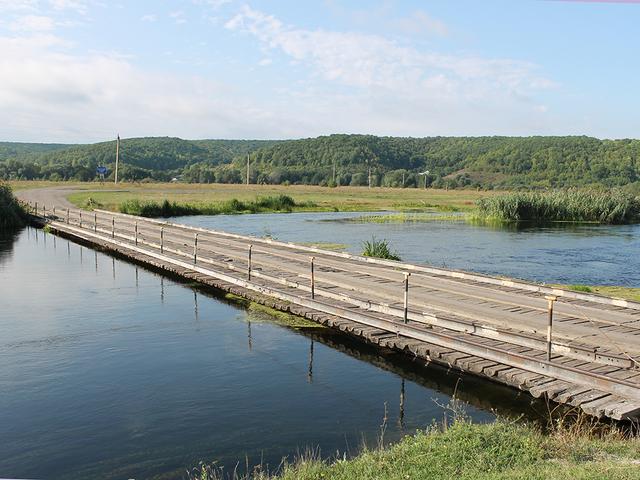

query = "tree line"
[{"left": 1, "top": 135, "right": 639, "bottom": 190}]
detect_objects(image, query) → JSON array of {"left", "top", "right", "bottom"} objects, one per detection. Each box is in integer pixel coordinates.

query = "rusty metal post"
[
  {"left": 310, "top": 256, "right": 315, "bottom": 299},
  {"left": 43, "top": 205, "right": 46, "bottom": 220},
  {"left": 94, "top": 213, "right": 97, "bottom": 232},
  {"left": 79, "top": 211, "right": 83, "bottom": 228},
  {"left": 403, "top": 272, "right": 411, "bottom": 323},
  {"left": 111, "top": 217, "right": 115, "bottom": 238},
  {"left": 193, "top": 233, "right": 199, "bottom": 264},
  {"left": 248, "top": 244, "right": 253, "bottom": 280},
  {"left": 545, "top": 295, "right": 557, "bottom": 361},
  {"left": 160, "top": 227, "right": 164, "bottom": 253},
  {"left": 66, "top": 208, "right": 70, "bottom": 224},
  {"left": 135, "top": 222, "right": 138, "bottom": 245}
]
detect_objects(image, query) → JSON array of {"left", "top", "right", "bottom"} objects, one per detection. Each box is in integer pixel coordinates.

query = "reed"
[
  {"left": 476, "top": 189, "right": 640, "bottom": 224},
  {"left": 119, "top": 195, "right": 314, "bottom": 217},
  {"left": 0, "top": 182, "right": 27, "bottom": 229}
]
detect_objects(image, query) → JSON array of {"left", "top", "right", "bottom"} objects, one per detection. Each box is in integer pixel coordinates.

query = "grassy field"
[
  {"left": 190, "top": 417, "right": 640, "bottom": 480},
  {"left": 8, "top": 181, "right": 495, "bottom": 213}
]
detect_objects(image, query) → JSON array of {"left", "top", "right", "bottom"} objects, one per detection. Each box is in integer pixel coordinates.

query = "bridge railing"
[{"left": 27, "top": 201, "right": 640, "bottom": 375}]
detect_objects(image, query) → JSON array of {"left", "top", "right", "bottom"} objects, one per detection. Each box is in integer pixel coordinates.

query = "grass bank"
[
  {"left": 0, "top": 182, "right": 27, "bottom": 229},
  {"left": 191, "top": 417, "right": 640, "bottom": 480},
  {"left": 558, "top": 284, "right": 640, "bottom": 303},
  {"left": 117, "top": 195, "right": 315, "bottom": 217},
  {"left": 2, "top": 181, "right": 494, "bottom": 213},
  {"left": 476, "top": 189, "right": 640, "bottom": 225}
]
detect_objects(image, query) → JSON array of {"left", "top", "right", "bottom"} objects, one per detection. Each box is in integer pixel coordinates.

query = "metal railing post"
[
  {"left": 160, "top": 227, "right": 164, "bottom": 253},
  {"left": 403, "top": 273, "right": 411, "bottom": 323},
  {"left": 94, "top": 213, "right": 97, "bottom": 232},
  {"left": 53, "top": 206, "right": 56, "bottom": 218},
  {"left": 193, "top": 233, "right": 199, "bottom": 264},
  {"left": 248, "top": 244, "right": 253, "bottom": 280},
  {"left": 310, "top": 256, "right": 315, "bottom": 299},
  {"left": 66, "top": 208, "right": 70, "bottom": 224},
  {"left": 42, "top": 205, "right": 46, "bottom": 220},
  {"left": 545, "top": 295, "right": 557, "bottom": 361},
  {"left": 111, "top": 217, "right": 115, "bottom": 238},
  {"left": 79, "top": 211, "right": 83, "bottom": 228},
  {"left": 135, "top": 222, "right": 138, "bottom": 246},
  {"left": 34, "top": 202, "right": 38, "bottom": 216}
]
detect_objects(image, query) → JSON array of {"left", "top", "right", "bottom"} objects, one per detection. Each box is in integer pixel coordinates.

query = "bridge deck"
[{"left": 29, "top": 204, "right": 640, "bottom": 420}]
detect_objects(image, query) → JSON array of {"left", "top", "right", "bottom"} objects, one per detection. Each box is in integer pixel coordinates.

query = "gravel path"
[{"left": 16, "top": 186, "right": 84, "bottom": 210}]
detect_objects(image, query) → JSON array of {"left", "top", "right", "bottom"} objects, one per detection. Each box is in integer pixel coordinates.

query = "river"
[{"left": 0, "top": 226, "right": 543, "bottom": 480}]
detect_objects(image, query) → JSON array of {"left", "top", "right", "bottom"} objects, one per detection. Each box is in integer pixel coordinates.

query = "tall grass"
[
  {"left": 476, "top": 189, "right": 640, "bottom": 224},
  {"left": 0, "top": 182, "right": 27, "bottom": 229},
  {"left": 187, "top": 412, "right": 638, "bottom": 480},
  {"left": 119, "top": 195, "right": 314, "bottom": 217},
  {"left": 361, "top": 237, "right": 401, "bottom": 261}
]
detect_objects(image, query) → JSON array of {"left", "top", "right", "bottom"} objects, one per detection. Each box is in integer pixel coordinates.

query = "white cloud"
[
  {"left": 141, "top": 14, "right": 157, "bottom": 23},
  {"left": 225, "top": 6, "right": 552, "bottom": 95},
  {"left": 0, "top": 0, "right": 38, "bottom": 12},
  {"left": 258, "top": 58, "right": 272, "bottom": 66},
  {"left": 9, "top": 15, "right": 56, "bottom": 31},
  {"left": 0, "top": 33, "right": 282, "bottom": 142},
  {"left": 0, "top": 5, "right": 567, "bottom": 142}
]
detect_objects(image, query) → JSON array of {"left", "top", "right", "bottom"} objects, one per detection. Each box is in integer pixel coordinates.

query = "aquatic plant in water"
[{"left": 361, "top": 237, "right": 401, "bottom": 261}]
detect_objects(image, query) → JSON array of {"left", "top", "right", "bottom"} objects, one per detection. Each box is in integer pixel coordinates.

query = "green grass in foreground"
[
  {"left": 190, "top": 417, "right": 640, "bottom": 480},
  {"left": 477, "top": 189, "right": 640, "bottom": 225}
]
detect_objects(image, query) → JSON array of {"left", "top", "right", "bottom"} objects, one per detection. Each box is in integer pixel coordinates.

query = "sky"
[{"left": 0, "top": 0, "right": 639, "bottom": 143}]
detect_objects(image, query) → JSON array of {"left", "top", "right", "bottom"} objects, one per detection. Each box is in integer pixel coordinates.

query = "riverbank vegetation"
[
  {"left": 476, "top": 189, "right": 640, "bottom": 224},
  {"left": 3, "top": 135, "right": 640, "bottom": 190},
  {"left": 559, "top": 285, "right": 640, "bottom": 303},
  {"left": 0, "top": 182, "right": 27, "bottom": 229},
  {"left": 52, "top": 182, "right": 488, "bottom": 213},
  {"left": 118, "top": 195, "right": 315, "bottom": 217},
  {"left": 190, "top": 415, "right": 640, "bottom": 480}
]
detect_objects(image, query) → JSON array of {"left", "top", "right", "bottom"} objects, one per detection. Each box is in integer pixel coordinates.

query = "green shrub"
[
  {"left": 118, "top": 195, "right": 314, "bottom": 217},
  {"left": 0, "top": 183, "right": 27, "bottom": 229}
]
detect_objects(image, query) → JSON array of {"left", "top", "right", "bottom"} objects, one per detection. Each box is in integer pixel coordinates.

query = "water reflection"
[{"left": 0, "top": 227, "right": 22, "bottom": 264}]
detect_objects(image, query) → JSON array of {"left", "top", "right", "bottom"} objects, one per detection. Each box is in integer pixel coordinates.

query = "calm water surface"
[
  {"left": 0, "top": 228, "right": 542, "bottom": 480},
  {"left": 175, "top": 212, "right": 640, "bottom": 287}
]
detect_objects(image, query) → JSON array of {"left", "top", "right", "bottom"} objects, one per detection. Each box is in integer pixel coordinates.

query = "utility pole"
[
  {"left": 114, "top": 134, "right": 120, "bottom": 184},
  {"left": 246, "top": 154, "right": 250, "bottom": 185},
  {"left": 332, "top": 161, "right": 336, "bottom": 185},
  {"left": 368, "top": 165, "right": 372, "bottom": 189}
]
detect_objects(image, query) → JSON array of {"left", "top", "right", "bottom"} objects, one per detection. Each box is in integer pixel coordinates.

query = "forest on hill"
[{"left": 1, "top": 135, "right": 639, "bottom": 190}]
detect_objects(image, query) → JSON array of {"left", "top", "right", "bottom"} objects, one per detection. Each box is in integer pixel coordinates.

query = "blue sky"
[{"left": 0, "top": 0, "right": 638, "bottom": 142}]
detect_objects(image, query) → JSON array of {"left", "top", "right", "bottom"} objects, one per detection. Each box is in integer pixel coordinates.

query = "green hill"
[{"left": 1, "top": 135, "right": 639, "bottom": 189}]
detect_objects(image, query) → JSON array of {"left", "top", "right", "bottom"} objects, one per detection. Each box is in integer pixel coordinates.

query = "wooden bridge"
[{"left": 28, "top": 202, "right": 640, "bottom": 420}]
